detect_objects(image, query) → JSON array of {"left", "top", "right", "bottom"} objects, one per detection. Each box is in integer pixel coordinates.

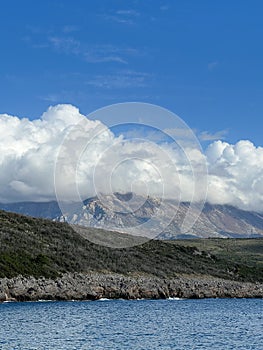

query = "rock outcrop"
[{"left": 0, "top": 273, "right": 262, "bottom": 302}]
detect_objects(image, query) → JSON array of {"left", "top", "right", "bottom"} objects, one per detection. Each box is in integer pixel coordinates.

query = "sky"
[
  {"left": 1, "top": 0, "right": 263, "bottom": 145},
  {"left": 0, "top": 0, "right": 263, "bottom": 212}
]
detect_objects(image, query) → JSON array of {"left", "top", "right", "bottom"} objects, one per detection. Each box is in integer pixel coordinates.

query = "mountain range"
[{"left": 1, "top": 193, "right": 263, "bottom": 239}]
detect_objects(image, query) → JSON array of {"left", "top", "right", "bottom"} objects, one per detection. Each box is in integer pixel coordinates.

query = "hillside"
[{"left": 0, "top": 209, "right": 262, "bottom": 283}]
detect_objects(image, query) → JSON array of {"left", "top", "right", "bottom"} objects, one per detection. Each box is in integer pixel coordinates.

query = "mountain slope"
[
  {"left": 1, "top": 195, "right": 263, "bottom": 238},
  {"left": 0, "top": 201, "right": 61, "bottom": 219}
]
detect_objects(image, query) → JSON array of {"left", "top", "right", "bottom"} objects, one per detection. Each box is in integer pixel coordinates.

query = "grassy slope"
[{"left": 0, "top": 210, "right": 262, "bottom": 282}]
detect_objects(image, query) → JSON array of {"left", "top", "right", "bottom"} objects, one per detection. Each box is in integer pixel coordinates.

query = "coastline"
[{"left": 1, "top": 272, "right": 262, "bottom": 302}]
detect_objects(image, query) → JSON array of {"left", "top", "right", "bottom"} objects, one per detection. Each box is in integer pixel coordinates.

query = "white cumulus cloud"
[
  {"left": 0, "top": 104, "right": 102, "bottom": 202},
  {"left": 206, "top": 140, "right": 263, "bottom": 212},
  {"left": 0, "top": 104, "right": 262, "bottom": 213}
]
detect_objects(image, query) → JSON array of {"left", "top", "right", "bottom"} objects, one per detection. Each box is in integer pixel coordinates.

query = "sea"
[{"left": 0, "top": 298, "right": 262, "bottom": 350}]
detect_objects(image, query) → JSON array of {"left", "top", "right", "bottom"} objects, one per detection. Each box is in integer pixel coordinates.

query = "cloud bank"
[{"left": 0, "top": 104, "right": 262, "bottom": 213}]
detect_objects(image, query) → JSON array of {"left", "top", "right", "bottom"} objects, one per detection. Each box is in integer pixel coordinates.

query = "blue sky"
[{"left": 0, "top": 0, "right": 263, "bottom": 145}]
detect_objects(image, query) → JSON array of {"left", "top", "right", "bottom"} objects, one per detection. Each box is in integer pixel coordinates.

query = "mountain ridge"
[{"left": 1, "top": 194, "right": 263, "bottom": 239}]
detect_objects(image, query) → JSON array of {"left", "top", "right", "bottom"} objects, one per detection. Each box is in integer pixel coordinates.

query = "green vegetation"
[
  {"left": 0, "top": 210, "right": 262, "bottom": 282},
  {"left": 172, "top": 238, "right": 263, "bottom": 282}
]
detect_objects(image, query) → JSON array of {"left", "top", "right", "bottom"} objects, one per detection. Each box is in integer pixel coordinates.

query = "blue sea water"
[{"left": 0, "top": 298, "right": 262, "bottom": 350}]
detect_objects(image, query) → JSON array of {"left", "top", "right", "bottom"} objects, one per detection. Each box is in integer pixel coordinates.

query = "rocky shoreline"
[{"left": 0, "top": 273, "right": 262, "bottom": 302}]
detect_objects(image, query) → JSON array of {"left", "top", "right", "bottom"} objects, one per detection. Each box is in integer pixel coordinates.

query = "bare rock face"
[{"left": 0, "top": 273, "right": 262, "bottom": 302}]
